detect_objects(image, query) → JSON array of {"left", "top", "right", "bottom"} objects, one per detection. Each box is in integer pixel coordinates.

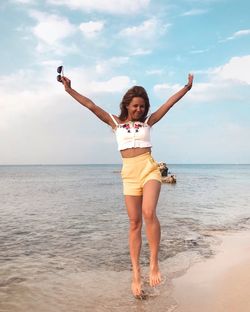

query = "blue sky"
[{"left": 1, "top": 0, "right": 250, "bottom": 164}]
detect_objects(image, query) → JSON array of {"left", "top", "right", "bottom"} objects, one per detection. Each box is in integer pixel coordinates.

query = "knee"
[
  {"left": 143, "top": 210, "right": 157, "bottom": 224},
  {"left": 129, "top": 219, "right": 142, "bottom": 231}
]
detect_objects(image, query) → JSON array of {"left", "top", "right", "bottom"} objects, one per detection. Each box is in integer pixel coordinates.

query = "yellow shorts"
[{"left": 121, "top": 152, "right": 162, "bottom": 196}]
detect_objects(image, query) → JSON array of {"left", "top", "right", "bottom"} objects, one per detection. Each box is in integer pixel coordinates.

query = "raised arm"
[
  {"left": 61, "top": 76, "right": 116, "bottom": 128},
  {"left": 148, "top": 74, "right": 194, "bottom": 126}
]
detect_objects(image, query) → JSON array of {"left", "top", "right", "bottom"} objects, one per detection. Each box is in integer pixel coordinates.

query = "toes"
[
  {"left": 135, "top": 290, "right": 147, "bottom": 300},
  {"left": 149, "top": 274, "right": 162, "bottom": 287},
  {"left": 132, "top": 283, "right": 142, "bottom": 297},
  {"left": 149, "top": 278, "right": 155, "bottom": 287},
  {"left": 155, "top": 275, "right": 161, "bottom": 286}
]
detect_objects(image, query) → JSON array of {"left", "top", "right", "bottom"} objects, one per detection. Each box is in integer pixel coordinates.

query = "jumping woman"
[{"left": 59, "top": 72, "right": 193, "bottom": 298}]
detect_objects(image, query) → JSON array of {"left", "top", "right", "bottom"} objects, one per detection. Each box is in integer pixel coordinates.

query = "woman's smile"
[{"left": 127, "top": 97, "right": 146, "bottom": 120}]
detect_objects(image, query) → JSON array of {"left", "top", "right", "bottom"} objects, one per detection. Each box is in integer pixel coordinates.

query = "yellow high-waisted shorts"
[{"left": 121, "top": 152, "right": 162, "bottom": 196}]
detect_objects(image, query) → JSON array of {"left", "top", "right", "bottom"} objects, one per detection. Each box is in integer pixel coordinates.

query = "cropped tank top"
[{"left": 109, "top": 113, "right": 152, "bottom": 151}]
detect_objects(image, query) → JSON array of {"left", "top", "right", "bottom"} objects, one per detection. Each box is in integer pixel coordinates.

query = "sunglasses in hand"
[{"left": 57, "top": 66, "right": 64, "bottom": 82}]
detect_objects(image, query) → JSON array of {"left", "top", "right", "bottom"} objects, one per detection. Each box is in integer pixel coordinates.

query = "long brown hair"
[{"left": 118, "top": 86, "right": 150, "bottom": 122}]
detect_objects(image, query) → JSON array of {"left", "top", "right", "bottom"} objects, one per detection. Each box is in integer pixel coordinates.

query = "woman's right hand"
[
  {"left": 186, "top": 73, "right": 194, "bottom": 90},
  {"left": 61, "top": 76, "right": 71, "bottom": 92}
]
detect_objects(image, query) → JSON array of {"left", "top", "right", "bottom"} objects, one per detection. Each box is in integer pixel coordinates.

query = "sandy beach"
[{"left": 172, "top": 231, "right": 250, "bottom": 312}]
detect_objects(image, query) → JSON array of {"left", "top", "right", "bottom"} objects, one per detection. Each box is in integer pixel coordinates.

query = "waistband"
[{"left": 122, "top": 152, "right": 152, "bottom": 164}]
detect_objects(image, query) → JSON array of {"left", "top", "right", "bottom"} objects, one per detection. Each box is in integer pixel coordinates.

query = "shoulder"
[
  {"left": 109, "top": 114, "right": 126, "bottom": 128},
  {"left": 144, "top": 115, "right": 152, "bottom": 125},
  {"left": 111, "top": 114, "right": 123, "bottom": 124}
]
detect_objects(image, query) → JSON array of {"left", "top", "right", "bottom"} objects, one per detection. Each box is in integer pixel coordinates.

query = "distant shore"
[{"left": 171, "top": 230, "right": 250, "bottom": 312}]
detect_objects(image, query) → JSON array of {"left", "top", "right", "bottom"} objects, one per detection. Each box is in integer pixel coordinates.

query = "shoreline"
[{"left": 171, "top": 230, "right": 250, "bottom": 312}]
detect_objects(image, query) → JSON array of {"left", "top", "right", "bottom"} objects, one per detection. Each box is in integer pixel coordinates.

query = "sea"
[{"left": 0, "top": 164, "right": 250, "bottom": 312}]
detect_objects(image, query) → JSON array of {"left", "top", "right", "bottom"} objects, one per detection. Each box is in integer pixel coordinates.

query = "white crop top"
[{"left": 109, "top": 114, "right": 152, "bottom": 151}]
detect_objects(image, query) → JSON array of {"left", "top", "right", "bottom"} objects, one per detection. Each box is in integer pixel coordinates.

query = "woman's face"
[{"left": 126, "top": 97, "right": 145, "bottom": 121}]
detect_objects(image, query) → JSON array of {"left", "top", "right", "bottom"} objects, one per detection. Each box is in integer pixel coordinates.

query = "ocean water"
[{"left": 0, "top": 164, "right": 250, "bottom": 312}]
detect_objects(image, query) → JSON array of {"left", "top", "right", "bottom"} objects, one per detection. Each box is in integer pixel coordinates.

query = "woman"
[{"left": 60, "top": 73, "right": 193, "bottom": 298}]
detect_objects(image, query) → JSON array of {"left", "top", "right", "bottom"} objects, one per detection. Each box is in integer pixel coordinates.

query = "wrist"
[
  {"left": 65, "top": 86, "right": 72, "bottom": 93},
  {"left": 184, "top": 84, "right": 192, "bottom": 91}
]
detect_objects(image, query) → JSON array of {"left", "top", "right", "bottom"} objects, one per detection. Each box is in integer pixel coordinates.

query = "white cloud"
[
  {"left": 95, "top": 57, "right": 129, "bottom": 74},
  {"left": 49, "top": 65, "right": 134, "bottom": 95},
  {"left": 154, "top": 80, "right": 249, "bottom": 104},
  {"left": 163, "top": 121, "right": 250, "bottom": 164},
  {"left": 120, "top": 19, "right": 154, "bottom": 37},
  {"left": 153, "top": 83, "right": 181, "bottom": 99},
  {"left": 0, "top": 65, "right": 134, "bottom": 113},
  {"left": 47, "top": 0, "right": 150, "bottom": 15},
  {"left": 30, "top": 10, "right": 77, "bottom": 54},
  {"left": 153, "top": 55, "right": 250, "bottom": 103},
  {"left": 181, "top": 9, "right": 208, "bottom": 16},
  {"left": 215, "top": 55, "right": 250, "bottom": 85},
  {"left": 0, "top": 67, "right": 133, "bottom": 164},
  {"left": 30, "top": 10, "right": 76, "bottom": 45},
  {"left": 130, "top": 48, "right": 152, "bottom": 56},
  {"left": 79, "top": 21, "right": 105, "bottom": 38},
  {"left": 190, "top": 49, "right": 209, "bottom": 54},
  {"left": 90, "top": 76, "right": 134, "bottom": 93},
  {"left": 225, "top": 29, "right": 250, "bottom": 41},
  {"left": 119, "top": 18, "right": 170, "bottom": 53},
  {"left": 0, "top": 83, "right": 113, "bottom": 164},
  {"left": 233, "top": 29, "right": 250, "bottom": 37},
  {"left": 12, "top": 0, "right": 35, "bottom": 3},
  {"left": 146, "top": 69, "right": 163, "bottom": 75},
  {"left": 120, "top": 18, "right": 169, "bottom": 39}
]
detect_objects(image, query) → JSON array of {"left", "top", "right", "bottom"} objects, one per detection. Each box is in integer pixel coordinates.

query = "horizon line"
[{"left": 0, "top": 163, "right": 249, "bottom": 166}]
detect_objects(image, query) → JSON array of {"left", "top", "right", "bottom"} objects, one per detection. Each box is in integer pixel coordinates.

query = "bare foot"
[
  {"left": 131, "top": 268, "right": 143, "bottom": 298},
  {"left": 149, "top": 264, "right": 162, "bottom": 287}
]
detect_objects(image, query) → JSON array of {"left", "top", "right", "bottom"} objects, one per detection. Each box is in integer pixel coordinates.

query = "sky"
[{"left": 0, "top": 0, "right": 250, "bottom": 164}]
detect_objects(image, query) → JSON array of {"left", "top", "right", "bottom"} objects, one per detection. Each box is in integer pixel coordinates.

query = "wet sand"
[{"left": 172, "top": 231, "right": 250, "bottom": 312}]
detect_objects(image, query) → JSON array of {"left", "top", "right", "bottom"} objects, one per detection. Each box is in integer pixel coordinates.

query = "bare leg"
[
  {"left": 142, "top": 180, "right": 162, "bottom": 287},
  {"left": 125, "top": 195, "right": 143, "bottom": 297}
]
